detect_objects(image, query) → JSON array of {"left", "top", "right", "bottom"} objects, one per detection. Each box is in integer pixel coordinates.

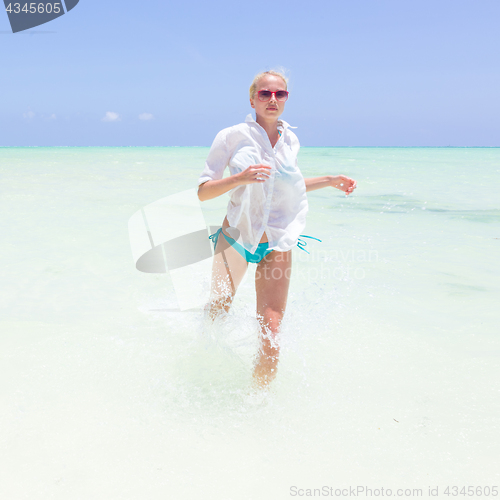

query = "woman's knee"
[{"left": 258, "top": 307, "right": 285, "bottom": 332}]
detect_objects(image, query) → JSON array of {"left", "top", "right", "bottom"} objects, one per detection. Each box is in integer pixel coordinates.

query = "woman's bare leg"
[
  {"left": 207, "top": 227, "right": 248, "bottom": 319},
  {"left": 253, "top": 250, "right": 292, "bottom": 388}
]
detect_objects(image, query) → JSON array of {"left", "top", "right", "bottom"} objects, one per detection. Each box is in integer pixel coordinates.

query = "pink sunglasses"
[{"left": 257, "top": 90, "right": 289, "bottom": 102}]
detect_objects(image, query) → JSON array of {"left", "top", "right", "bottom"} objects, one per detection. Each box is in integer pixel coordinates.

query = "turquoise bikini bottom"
[{"left": 209, "top": 228, "right": 321, "bottom": 264}]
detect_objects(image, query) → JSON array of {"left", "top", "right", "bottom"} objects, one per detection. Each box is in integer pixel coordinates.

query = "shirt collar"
[{"left": 245, "top": 113, "right": 297, "bottom": 130}]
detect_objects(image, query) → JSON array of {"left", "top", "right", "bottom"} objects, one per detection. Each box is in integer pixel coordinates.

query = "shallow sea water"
[{"left": 1, "top": 147, "right": 499, "bottom": 499}]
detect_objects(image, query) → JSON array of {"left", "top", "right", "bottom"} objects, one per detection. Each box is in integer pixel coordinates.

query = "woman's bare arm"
[
  {"left": 198, "top": 176, "right": 241, "bottom": 201},
  {"left": 198, "top": 164, "right": 272, "bottom": 201},
  {"left": 305, "top": 175, "right": 357, "bottom": 195}
]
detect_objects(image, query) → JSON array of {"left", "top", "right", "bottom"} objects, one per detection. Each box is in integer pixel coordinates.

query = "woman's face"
[{"left": 250, "top": 75, "right": 287, "bottom": 121}]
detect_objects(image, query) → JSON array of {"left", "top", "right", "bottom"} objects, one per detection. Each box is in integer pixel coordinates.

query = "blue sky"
[{"left": 1, "top": 0, "right": 499, "bottom": 146}]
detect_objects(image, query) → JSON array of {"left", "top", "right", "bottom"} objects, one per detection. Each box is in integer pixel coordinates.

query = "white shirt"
[{"left": 198, "top": 114, "right": 308, "bottom": 253}]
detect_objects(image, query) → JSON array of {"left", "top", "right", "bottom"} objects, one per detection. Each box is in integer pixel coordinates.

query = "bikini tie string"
[
  {"left": 297, "top": 235, "right": 322, "bottom": 254},
  {"left": 208, "top": 228, "right": 223, "bottom": 249}
]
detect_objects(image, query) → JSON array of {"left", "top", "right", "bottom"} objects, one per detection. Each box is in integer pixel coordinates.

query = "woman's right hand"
[
  {"left": 198, "top": 164, "right": 272, "bottom": 201},
  {"left": 237, "top": 164, "right": 272, "bottom": 185}
]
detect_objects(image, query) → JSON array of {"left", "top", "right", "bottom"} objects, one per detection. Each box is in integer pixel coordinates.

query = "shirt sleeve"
[{"left": 198, "top": 129, "right": 231, "bottom": 186}]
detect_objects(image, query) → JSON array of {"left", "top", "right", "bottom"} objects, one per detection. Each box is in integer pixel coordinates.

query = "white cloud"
[
  {"left": 23, "top": 110, "right": 35, "bottom": 120},
  {"left": 102, "top": 111, "right": 120, "bottom": 122},
  {"left": 138, "top": 113, "right": 154, "bottom": 121}
]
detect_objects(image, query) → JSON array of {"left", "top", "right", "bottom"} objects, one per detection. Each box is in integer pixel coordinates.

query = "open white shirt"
[{"left": 198, "top": 114, "right": 308, "bottom": 253}]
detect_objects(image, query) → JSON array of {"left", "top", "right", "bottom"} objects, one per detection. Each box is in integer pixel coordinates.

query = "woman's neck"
[{"left": 256, "top": 115, "right": 280, "bottom": 146}]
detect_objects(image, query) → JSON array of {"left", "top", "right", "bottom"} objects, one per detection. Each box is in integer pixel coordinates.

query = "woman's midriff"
[{"left": 222, "top": 216, "right": 268, "bottom": 243}]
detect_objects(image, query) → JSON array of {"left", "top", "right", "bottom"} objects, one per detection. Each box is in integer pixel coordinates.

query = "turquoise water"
[{"left": 1, "top": 147, "right": 499, "bottom": 498}]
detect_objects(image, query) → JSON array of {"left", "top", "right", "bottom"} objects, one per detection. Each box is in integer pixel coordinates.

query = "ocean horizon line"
[{"left": 1, "top": 145, "right": 499, "bottom": 149}]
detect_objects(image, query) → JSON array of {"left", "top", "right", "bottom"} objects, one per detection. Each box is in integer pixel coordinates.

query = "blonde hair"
[{"left": 249, "top": 69, "right": 289, "bottom": 99}]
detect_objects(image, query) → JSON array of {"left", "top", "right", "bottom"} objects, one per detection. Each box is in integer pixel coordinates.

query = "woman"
[{"left": 198, "top": 70, "right": 356, "bottom": 389}]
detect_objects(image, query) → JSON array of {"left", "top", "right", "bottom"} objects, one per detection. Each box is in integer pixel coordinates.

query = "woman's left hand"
[{"left": 331, "top": 175, "right": 357, "bottom": 195}]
